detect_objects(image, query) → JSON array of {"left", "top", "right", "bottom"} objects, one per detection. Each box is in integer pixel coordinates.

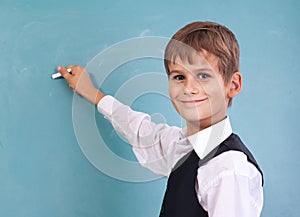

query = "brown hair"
[{"left": 164, "top": 21, "right": 240, "bottom": 106}]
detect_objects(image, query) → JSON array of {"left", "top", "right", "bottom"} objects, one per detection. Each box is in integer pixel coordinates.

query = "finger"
[
  {"left": 57, "top": 66, "right": 72, "bottom": 79},
  {"left": 66, "top": 65, "right": 75, "bottom": 71},
  {"left": 67, "top": 65, "right": 85, "bottom": 77}
]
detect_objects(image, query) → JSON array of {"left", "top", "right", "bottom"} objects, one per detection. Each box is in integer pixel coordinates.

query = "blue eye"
[{"left": 198, "top": 73, "right": 210, "bottom": 80}]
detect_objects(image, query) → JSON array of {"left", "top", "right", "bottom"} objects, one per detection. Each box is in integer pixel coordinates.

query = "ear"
[{"left": 227, "top": 72, "right": 242, "bottom": 98}]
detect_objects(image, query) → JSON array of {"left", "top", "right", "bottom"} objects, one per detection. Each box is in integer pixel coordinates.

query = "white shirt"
[{"left": 97, "top": 95, "right": 264, "bottom": 217}]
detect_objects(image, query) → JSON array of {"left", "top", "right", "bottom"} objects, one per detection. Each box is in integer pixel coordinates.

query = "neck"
[{"left": 186, "top": 116, "right": 227, "bottom": 136}]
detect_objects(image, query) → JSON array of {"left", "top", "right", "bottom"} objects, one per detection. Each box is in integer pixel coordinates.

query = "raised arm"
[
  {"left": 57, "top": 65, "right": 104, "bottom": 105},
  {"left": 57, "top": 65, "right": 184, "bottom": 176}
]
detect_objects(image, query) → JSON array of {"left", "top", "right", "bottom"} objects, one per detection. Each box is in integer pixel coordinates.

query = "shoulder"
[
  {"left": 195, "top": 151, "right": 264, "bottom": 215},
  {"left": 196, "top": 151, "right": 262, "bottom": 193}
]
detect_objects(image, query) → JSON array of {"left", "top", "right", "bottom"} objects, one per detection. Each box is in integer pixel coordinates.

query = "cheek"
[
  {"left": 209, "top": 89, "right": 228, "bottom": 110},
  {"left": 168, "top": 83, "right": 177, "bottom": 99},
  {"left": 204, "top": 83, "right": 227, "bottom": 105},
  {"left": 168, "top": 84, "right": 180, "bottom": 111},
  {"left": 204, "top": 80, "right": 226, "bottom": 96}
]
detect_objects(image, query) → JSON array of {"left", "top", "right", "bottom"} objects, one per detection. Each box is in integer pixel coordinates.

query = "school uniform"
[{"left": 97, "top": 95, "right": 264, "bottom": 217}]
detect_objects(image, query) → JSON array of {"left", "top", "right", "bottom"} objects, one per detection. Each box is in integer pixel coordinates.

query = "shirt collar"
[{"left": 187, "top": 117, "right": 233, "bottom": 159}]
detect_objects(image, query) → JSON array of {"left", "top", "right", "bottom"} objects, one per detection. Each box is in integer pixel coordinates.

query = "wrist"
[
  {"left": 93, "top": 89, "right": 105, "bottom": 105},
  {"left": 81, "top": 88, "right": 104, "bottom": 105}
]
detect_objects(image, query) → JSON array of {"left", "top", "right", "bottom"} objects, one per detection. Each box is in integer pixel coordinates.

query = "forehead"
[{"left": 168, "top": 50, "right": 219, "bottom": 73}]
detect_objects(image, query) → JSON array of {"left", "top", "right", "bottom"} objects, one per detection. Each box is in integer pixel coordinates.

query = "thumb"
[{"left": 57, "top": 66, "right": 71, "bottom": 79}]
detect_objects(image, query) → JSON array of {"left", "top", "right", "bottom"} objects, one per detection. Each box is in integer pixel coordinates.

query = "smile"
[{"left": 181, "top": 98, "right": 208, "bottom": 105}]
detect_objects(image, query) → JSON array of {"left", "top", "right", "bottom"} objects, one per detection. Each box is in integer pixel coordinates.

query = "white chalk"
[
  {"left": 52, "top": 68, "right": 72, "bottom": 79},
  {"left": 51, "top": 72, "right": 62, "bottom": 79}
]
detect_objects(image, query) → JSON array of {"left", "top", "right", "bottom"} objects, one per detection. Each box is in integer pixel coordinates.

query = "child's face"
[{"left": 168, "top": 51, "right": 232, "bottom": 134}]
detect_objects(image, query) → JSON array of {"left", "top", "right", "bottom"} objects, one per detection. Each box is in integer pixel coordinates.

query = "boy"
[{"left": 58, "top": 21, "right": 263, "bottom": 217}]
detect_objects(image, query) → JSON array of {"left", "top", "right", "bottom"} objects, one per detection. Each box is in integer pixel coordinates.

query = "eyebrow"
[
  {"left": 169, "top": 67, "right": 214, "bottom": 75},
  {"left": 168, "top": 70, "right": 182, "bottom": 75}
]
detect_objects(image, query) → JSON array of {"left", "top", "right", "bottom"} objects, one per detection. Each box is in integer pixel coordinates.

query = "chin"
[{"left": 181, "top": 113, "right": 211, "bottom": 123}]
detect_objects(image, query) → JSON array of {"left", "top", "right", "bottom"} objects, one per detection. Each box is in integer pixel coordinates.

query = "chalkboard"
[{"left": 1, "top": 0, "right": 299, "bottom": 216}]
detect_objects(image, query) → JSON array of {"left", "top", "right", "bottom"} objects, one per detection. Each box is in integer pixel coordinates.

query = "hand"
[{"left": 57, "top": 65, "right": 104, "bottom": 105}]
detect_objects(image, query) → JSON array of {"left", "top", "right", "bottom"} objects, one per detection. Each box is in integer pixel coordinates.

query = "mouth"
[
  {"left": 180, "top": 98, "right": 208, "bottom": 106},
  {"left": 181, "top": 98, "right": 208, "bottom": 104}
]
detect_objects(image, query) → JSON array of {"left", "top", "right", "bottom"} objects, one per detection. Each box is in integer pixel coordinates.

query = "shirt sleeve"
[
  {"left": 196, "top": 151, "right": 264, "bottom": 217},
  {"left": 97, "top": 95, "right": 183, "bottom": 176}
]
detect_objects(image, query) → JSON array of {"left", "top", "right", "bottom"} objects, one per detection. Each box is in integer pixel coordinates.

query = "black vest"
[{"left": 159, "top": 133, "right": 263, "bottom": 217}]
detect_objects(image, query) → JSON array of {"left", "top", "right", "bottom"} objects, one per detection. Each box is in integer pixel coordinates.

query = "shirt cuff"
[{"left": 97, "top": 95, "right": 121, "bottom": 121}]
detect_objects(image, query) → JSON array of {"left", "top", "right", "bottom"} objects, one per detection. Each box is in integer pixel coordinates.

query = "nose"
[{"left": 184, "top": 77, "right": 200, "bottom": 95}]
